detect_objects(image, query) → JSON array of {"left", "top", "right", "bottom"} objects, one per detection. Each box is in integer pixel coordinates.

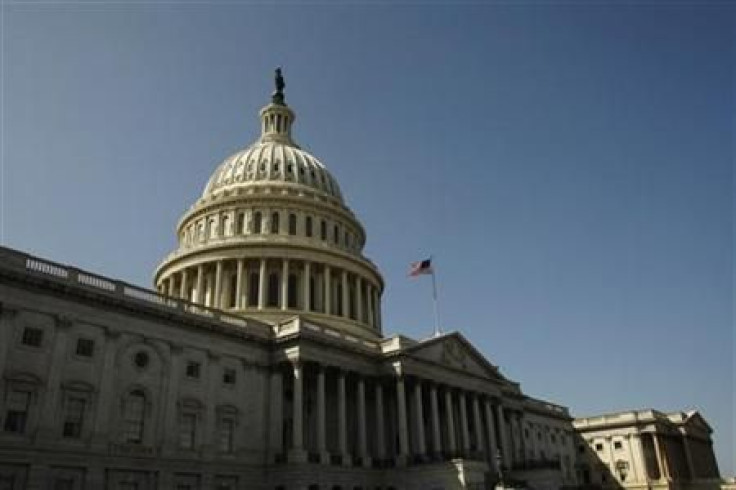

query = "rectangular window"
[
  {"left": 185, "top": 361, "right": 200, "bottom": 379},
  {"left": 3, "top": 390, "right": 31, "bottom": 433},
  {"left": 75, "top": 338, "right": 95, "bottom": 357},
  {"left": 179, "top": 413, "right": 196, "bottom": 449},
  {"left": 595, "top": 443, "right": 603, "bottom": 451},
  {"left": 218, "top": 418, "right": 235, "bottom": 453},
  {"left": 123, "top": 393, "right": 145, "bottom": 443},
  {"left": 21, "top": 327, "right": 43, "bottom": 347},
  {"left": 614, "top": 441, "right": 623, "bottom": 450},
  {"left": 223, "top": 368, "right": 236, "bottom": 385},
  {"left": 62, "top": 396, "right": 86, "bottom": 438}
]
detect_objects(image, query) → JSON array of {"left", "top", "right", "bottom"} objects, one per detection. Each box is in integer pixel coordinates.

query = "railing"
[{"left": 0, "top": 246, "right": 269, "bottom": 338}]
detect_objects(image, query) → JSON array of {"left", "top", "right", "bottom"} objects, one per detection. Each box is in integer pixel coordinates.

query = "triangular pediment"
[
  {"left": 401, "top": 332, "right": 507, "bottom": 382},
  {"left": 682, "top": 411, "right": 713, "bottom": 432}
]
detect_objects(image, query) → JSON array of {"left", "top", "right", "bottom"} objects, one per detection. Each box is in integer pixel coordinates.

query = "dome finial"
[{"left": 272, "top": 67, "right": 286, "bottom": 105}]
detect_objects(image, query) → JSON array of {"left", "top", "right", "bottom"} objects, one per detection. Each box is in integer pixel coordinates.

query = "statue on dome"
[{"left": 272, "top": 67, "right": 285, "bottom": 104}]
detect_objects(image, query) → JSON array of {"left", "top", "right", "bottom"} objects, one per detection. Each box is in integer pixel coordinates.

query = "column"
[
  {"left": 235, "top": 259, "right": 244, "bottom": 308},
  {"left": 496, "top": 404, "right": 511, "bottom": 469},
  {"left": 652, "top": 433, "right": 667, "bottom": 480},
  {"left": 91, "top": 330, "right": 121, "bottom": 448},
  {"left": 213, "top": 260, "right": 222, "bottom": 308},
  {"left": 281, "top": 259, "right": 289, "bottom": 310},
  {"left": 167, "top": 276, "right": 176, "bottom": 297},
  {"left": 258, "top": 259, "right": 267, "bottom": 309},
  {"left": 472, "top": 395, "right": 484, "bottom": 457},
  {"left": 355, "top": 277, "right": 363, "bottom": 322},
  {"left": 516, "top": 413, "right": 526, "bottom": 462},
  {"left": 658, "top": 434, "right": 672, "bottom": 480},
  {"left": 303, "top": 261, "right": 311, "bottom": 312},
  {"left": 444, "top": 389, "right": 457, "bottom": 456},
  {"left": 203, "top": 353, "right": 219, "bottom": 456},
  {"left": 459, "top": 392, "right": 470, "bottom": 456},
  {"left": 626, "top": 434, "right": 643, "bottom": 483},
  {"left": 195, "top": 264, "right": 205, "bottom": 304},
  {"left": 324, "top": 265, "right": 332, "bottom": 314},
  {"left": 37, "top": 317, "right": 72, "bottom": 441},
  {"left": 162, "top": 346, "right": 183, "bottom": 452},
  {"left": 317, "top": 366, "right": 328, "bottom": 463},
  {"left": 288, "top": 362, "right": 306, "bottom": 462},
  {"left": 413, "top": 380, "right": 426, "bottom": 458},
  {"left": 484, "top": 399, "right": 498, "bottom": 473},
  {"left": 337, "top": 370, "right": 349, "bottom": 464},
  {"left": 395, "top": 375, "right": 410, "bottom": 466},
  {"left": 430, "top": 384, "right": 442, "bottom": 457},
  {"left": 366, "top": 285, "right": 375, "bottom": 327},
  {"left": 341, "top": 270, "right": 349, "bottom": 317},
  {"left": 268, "top": 369, "right": 284, "bottom": 462},
  {"left": 179, "top": 269, "right": 189, "bottom": 301},
  {"left": 357, "top": 377, "right": 370, "bottom": 466},
  {"left": 375, "top": 382, "right": 386, "bottom": 461}
]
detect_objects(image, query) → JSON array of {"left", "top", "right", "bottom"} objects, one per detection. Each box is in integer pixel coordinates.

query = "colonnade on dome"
[{"left": 157, "top": 256, "right": 382, "bottom": 333}]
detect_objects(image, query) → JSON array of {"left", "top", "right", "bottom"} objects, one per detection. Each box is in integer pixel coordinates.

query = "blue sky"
[{"left": 2, "top": 1, "right": 733, "bottom": 474}]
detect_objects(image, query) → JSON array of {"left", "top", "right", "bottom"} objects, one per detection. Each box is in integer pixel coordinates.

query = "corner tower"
[{"left": 155, "top": 70, "right": 384, "bottom": 339}]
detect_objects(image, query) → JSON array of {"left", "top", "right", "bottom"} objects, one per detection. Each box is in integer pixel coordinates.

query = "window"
[
  {"left": 614, "top": 440, "right": 622, "bottom": 450},
  {"left": 123, "top": 390, "right": 146, "bottom": 443},
  {"left": 333, "top": 225, "right": 339, "bottom": 244},
  {"left": 288, "top": 214, "right": 297, "bottom": 235},
  {"left": 595, "top": 443, "right": 603, "bottom": 451},
  {"left": 218, "top": 417, "right": 235, "bottom": 453},
  {"left": 578, "top": 444, "right": 585, "bottom": 454},
  {"left": 21, "top": 327, "right": 43, "bottom": 347},
  {"left": 223, "top": 368, "right": 236, "bottom": 385},
  {"left": 62, "top": 396, "right": 86, "bottom": 438},
  {"left": 179, "top": 413, "right": 197, "bottom": 449},
  {"left": 270, "top": 212, "right": 280, "bottom": 234},
  {"left": 3, "top": 390, "right": 31, "bottom": 433},
  {"left": 75, "top": 338, "right": 94, "bottom": 357},
  {"left": 253, "top": 212, "right": 262, "bottom": 234},
  {"left": 248, "top": 272, "right": 259, "bottom": 306},
  {"left": 185, "top": 361, "right": 201, "bottom": 379},
  {"left": 287, "top": 274, "right": 298, "bottom": 308},
  {"left": 320, "top": 220, "right": 327, "bottom": 241},
  {"left": 236, "top": 213, "right": 245, "bottom": 234},
  {"left": 305, "top": 216, "right": 313, "bottom": 237}
]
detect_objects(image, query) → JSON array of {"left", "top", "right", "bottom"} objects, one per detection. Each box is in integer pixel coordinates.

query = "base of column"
[
  {"left": 341, "top": 453, "right": 352, "bottom": 467},
  {"left": 361, "top": 456, "right": 372, "bottom": 468},
  {"left": 395, "top": 455, "right": 408, "bottom": 467},
  {"left": 319, "top": 451, "right": 331, "bottom": 465},
  {"left": 288, "top": 449, "right": 308, "bottom": 463}
]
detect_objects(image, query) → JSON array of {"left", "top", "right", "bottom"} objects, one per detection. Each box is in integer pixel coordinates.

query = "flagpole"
[{"left": 431, "top": 256, "right": 441, "bottom": 337}]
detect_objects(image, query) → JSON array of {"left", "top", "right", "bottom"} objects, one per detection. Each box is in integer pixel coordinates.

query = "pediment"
[
  {"left": 402, "top": 332, "right": 506, "bottom": 382},
  {"left": 683, "top": 411, "right": 712, "bottom": 432}
]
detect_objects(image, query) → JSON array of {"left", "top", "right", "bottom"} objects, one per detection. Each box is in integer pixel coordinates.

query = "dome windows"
[{"left": 288, "top": 214, "right": 297, "bottom": 235}]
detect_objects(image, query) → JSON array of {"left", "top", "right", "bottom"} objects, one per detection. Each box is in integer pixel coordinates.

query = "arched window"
[
  {"left": 333, "top": 225, "right": 339, "bottom": 244},
  {"left": 305, "top": 216, "right": 313, "bottom": 238},
  {"left": 236, "top": 213, "right": 245, "bottom": 235},
  {"left": 267, "top": 272, "right": 280, "bottom": 307},
  {"left": 271, "top": 212, "right": 280, "bottom": 234},
  {"left": 123, "top": 390, "right": 146, "bottom": 444},
  {"left": 288, "top": 214, "right": 297, "bottom": 235},
  {"left": 320, "top": 220, "right": 327, "bottom": 241},
  {"left": 287, "top": 274, "right": 298, "bottom": 308},
  {"left": 253, "top": 212, "right": 262, "bottom": 234}
]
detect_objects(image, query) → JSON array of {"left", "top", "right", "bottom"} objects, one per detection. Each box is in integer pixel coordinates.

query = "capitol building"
[{"left": 0, "top": 74, "right": 724, "bottom": 490}]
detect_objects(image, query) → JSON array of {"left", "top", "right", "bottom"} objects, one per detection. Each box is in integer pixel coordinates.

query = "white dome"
[{"left": 202, "top": 141, "right": 344, "bottom": 202}]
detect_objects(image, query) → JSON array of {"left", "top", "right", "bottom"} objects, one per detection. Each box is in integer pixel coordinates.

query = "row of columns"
[
  {"left": 159, "top": 259, "right": 382, "bottom": 330},
  {"left": 278, "top": 363, "right": 516, "bottom": 470}
]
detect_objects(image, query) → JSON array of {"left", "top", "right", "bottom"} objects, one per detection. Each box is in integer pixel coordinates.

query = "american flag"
[{"left": 408, "top": 258, "right": 433, "bottom": 277}]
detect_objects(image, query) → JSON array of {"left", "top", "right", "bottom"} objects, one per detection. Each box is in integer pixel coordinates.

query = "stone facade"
[{"left": 573, "top": 410, "right": 721, "bottom": 490}]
